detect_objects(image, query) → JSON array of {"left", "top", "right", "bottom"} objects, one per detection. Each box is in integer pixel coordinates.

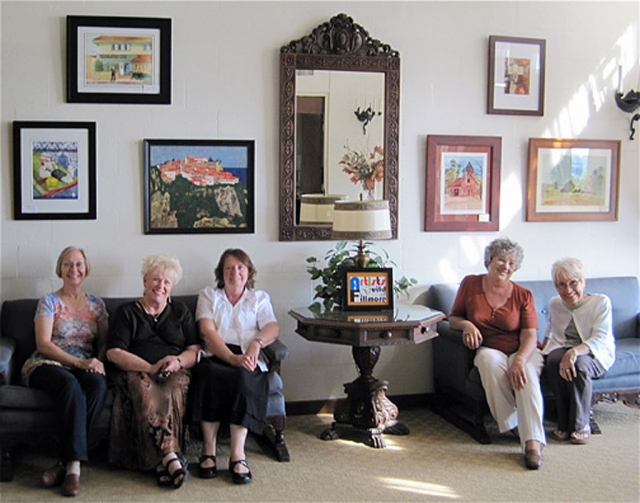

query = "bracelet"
[{"left": 254, "top": 337, "right": 264, "bottom": 347}]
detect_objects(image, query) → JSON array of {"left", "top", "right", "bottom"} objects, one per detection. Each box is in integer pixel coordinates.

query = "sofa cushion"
[
  {"left": 0, "top": 384, "right": 54, "bottom": 410},
  {"left": 599, "top": 339, "right": 640, "bottom": 380}
]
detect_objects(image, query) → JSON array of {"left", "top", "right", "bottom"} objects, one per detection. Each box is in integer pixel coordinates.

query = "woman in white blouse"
[
  {"left": 190, "top": 249, "right": 279, "bottom": 485},
  {"left": 543, "top": 258, "right": 616, "bottom": 444}
]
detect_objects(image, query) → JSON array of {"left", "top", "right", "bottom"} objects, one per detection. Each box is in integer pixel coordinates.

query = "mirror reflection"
[{"left": 296, "top": 70, "right": 385, "bottom": 221}]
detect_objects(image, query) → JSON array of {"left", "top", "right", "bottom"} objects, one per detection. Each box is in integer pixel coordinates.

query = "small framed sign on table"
[{"left": 342, "top": 268, "right": 393, "bottom": 311}]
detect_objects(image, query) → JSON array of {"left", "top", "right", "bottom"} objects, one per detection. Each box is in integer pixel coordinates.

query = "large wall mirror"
[{"left": 279, "top": 13, "right": 400, "bottom": 241}]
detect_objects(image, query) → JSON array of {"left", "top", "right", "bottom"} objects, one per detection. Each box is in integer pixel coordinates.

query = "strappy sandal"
[
  {"left": 552, "top": 429, "right": 569, "bottom": 441},
  {"left": 198, "top": 454, "right": 217, "bottom": 479},
  {"left": 164, "top": 456, "right": 188, "bottom": 489},
  {"left": 156, "top": 464, "right": 171, "bottom": 487},
  {"left": 229, "top": 459, "right": 252, "bottom": 485},
  {"left": 570, "top": 425, "right": 591, "bottom": 444}
]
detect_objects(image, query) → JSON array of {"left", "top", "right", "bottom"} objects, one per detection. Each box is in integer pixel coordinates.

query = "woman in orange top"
[{"left": 449, "top": 237, "right": 545, "bottom": 470}]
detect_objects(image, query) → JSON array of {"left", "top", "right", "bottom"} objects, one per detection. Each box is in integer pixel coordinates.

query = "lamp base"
[{"left": 354, "top": 240, "right": 370, "bottom": 268}]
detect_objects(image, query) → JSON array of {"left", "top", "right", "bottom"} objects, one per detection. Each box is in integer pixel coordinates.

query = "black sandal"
[
  {"left": 164, "top": 456, "right": 188, "bottom": 489},
  {"left": 198, "top": 454, "right": 217, "bottom": 479},
  {"left": 229, "top": 459, "right": 252, "bottom": 485}
]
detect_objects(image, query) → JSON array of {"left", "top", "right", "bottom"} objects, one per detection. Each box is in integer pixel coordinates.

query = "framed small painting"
[
  {"left": 488, "top": 35, "right": 546, "bottom": 116},
  {"left": 425, "top": 135, "right": 501, "bottom": 232},
  {"left": 526, "top": 138, "right": 621, "bottom": 222},
  {"left": 144, "top": 139, "right": 255, "bottom": 234},
  {"left": 342, "top": 268, "right": 393, "bottom": 311},
  {"left": 67, "top": 15, "right": 171, "bottom": 104},
  {"left": 13, "top": 121, "right": 96, "bottom": 220}
]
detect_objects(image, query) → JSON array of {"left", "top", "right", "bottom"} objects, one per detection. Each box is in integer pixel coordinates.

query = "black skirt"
[{"left": 188, "top": 345, "right": 269, "bottom": 435}]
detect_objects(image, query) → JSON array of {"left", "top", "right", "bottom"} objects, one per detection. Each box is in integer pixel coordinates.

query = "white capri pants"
[{"left": 474, "top": 347, "right": 546, "bottom": 450}]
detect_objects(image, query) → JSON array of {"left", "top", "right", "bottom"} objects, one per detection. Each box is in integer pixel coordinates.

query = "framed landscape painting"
[
  {"left": 526, "top": 138, "right": 620, "bottom": 222},
  {"left": 143, "top": 139, "right": 255, "bottom": 234},
  {"left": 425, "top": 135, "right": 501, "bottom": 232},
  {"left": 67, "top": 15, "right": 171, "bottom": 104},
  {"left": 13, "top": 121, "right": 96, "bottom": 220}
]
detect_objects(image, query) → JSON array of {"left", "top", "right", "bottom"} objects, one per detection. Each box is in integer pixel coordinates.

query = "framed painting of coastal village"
[
  {"left": 425, "top": 135, "right": 501, "bottom": 232},
  {"left": 67, "top": 16, "right": 171, "bottom": 104},
  {"left": 526, "top": 138, "right": 620, "bottom": 222},
  {"left": 13, "top": 121, "right": 97, "bottom": 220},
  {"left": 143, "top": 139, "right": 255, "bottom": 234}
]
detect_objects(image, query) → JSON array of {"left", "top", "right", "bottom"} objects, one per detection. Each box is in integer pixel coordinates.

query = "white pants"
[{"left": 474, "top": 347, "right": 546, "bottom": 450}]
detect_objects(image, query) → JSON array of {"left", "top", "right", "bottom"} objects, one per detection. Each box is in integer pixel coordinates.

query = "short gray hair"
[
  {"left": 484, "top": 237, "right": 524, "bottom": 270},
  {"left": 140, "top": 254, "right": 183, "bottom": 284},
  {"left": 552, "top": 257, "right": 585, "bottom": 284}
]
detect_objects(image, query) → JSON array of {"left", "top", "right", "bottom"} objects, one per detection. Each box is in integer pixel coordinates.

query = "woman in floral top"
[{"left": 21, "top": 246, "right": 108, "bottom": 497}]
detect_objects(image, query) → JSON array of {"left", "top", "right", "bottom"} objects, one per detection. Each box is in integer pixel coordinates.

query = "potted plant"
[{"left": 305, "top": 241, "right": 417, "bottom": 311}]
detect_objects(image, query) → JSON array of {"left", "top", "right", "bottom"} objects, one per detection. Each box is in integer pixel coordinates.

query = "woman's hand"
[
  {"left": 559, "top": 349, "right": 577, "bottom": 382},
  {"left": 153, "top": 355, "right": 183, "bottom": 374},
  {"left": 76, "top": 357, "right": 105, "bottom": 375},
  {"left": 508, "top": 355, "right": 528, "bottom": 390},
  {"left": 230, "top": 350, "right": 258, "bottom": 372},
  {"left": 461, "top": 322, "right": 483, "bottom": 350}
]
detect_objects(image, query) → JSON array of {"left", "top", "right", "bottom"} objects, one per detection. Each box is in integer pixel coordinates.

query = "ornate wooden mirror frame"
[{"left": 279, "top": 13, "right": 400, "bottom": 241}]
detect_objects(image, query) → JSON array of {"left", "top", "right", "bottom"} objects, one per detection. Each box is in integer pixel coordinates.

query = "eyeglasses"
[{"left": 555, "top": 279, "right": 580, "bottom": 290}]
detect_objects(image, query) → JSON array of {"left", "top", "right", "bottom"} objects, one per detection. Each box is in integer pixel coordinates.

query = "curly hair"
[
  {"left": 483, "top": 237, "right": 524, "bottom": 270},
  {"left": 140, "top": 254, "right": 183, "bottom": 284},
  {"left": 551, "top": 257, "right": 585, "bottom": 284}
]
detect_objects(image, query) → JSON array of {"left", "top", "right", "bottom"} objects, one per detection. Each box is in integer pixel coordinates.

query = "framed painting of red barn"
[{"left": 425, "top": 135, "right": 501, "bottom": 232}]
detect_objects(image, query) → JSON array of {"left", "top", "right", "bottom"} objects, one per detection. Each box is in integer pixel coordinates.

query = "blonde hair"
[
  {"left": 141, "top": 254, "right": 183, "bottom": 284},
  {"left": 55, "top": 246, "right": 90, "bottom": 278},
  {"left": 552, "top": 257, "right": 585, "bottom": 284}
]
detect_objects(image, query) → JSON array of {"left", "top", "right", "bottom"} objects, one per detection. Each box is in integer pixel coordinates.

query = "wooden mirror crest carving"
[{"left": 279, "top": 13, "right": 400, "bottom": 241}]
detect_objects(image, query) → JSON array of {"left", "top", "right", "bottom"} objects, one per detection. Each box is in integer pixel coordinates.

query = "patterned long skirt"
[{"left": 108, "top": 369, "right": 190, "bottom": 471}]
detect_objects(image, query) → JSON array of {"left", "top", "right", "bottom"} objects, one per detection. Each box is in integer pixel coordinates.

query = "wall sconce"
[
  {"left": 354, "top": 105, "right": 381, "bottom": 135},
  {"left": 614, "top": 66, "right": 640, "bottom": 140}
]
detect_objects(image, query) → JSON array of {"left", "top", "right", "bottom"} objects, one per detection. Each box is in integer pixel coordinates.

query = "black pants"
[
  {"left": 30, "top": 364, "right": 107, "bottom": 462},
  {"left": 545, "top": 348, "right": 605, "bottom": 432}
]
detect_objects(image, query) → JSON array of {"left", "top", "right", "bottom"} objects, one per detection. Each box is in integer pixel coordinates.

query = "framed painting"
[
  {"left": 342, "top": 268, "right": 393, "bottom": 311},
  {"left": 13, "top": 121, "right": 96, "bottom": 220},
  {"left": 425, "top": 135, "right": 501, "bottom": 232},
  {"left": 67, "top": 15, "right": 171, "bottom": 104},
  {"left": 144, "top": 139, "right": 255, "bottom": 234},
  {"left": 488, "top": 35, "right": 546, "bottom": 116},
  {"left": 526, "top": 138, "right": 621, "bottom": 222}
]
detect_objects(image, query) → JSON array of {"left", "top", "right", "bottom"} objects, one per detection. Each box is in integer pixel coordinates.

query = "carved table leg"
[{"left": 321, "top": 345, "right": 410, "bottom": 447}]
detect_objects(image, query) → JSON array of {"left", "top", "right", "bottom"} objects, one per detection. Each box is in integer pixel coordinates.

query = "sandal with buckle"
[
  {"left": 229, "top": 459, "right": 252, "bottom": 485},
  {"left": 164, "top": 456, "right": 188, "bottom": 489},
  {"left": 570, "top": 425, "right": 591, "bottom": 444},
  {"left": 198, "top": 454, "right": 217, "bottom": 479}
]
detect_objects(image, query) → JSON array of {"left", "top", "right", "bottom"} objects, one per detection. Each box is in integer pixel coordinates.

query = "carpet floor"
[{"left": 1, "top": 401, "right": 638, "bottom": 502}]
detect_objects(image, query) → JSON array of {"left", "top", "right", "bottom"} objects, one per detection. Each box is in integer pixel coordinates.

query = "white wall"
[{"left": 2, "top": 1, "right": 639, "bottom": 403}]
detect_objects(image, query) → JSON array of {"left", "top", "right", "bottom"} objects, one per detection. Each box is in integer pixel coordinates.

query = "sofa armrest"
[
  {"left": 433, "top": 320, "right": 476, "bottom": 393},
  {"left": 0, "top": 337, "right": 17, "bottom": 385},
  {"left": 262, "top": 339, "right": 289, "bottom": 374}
]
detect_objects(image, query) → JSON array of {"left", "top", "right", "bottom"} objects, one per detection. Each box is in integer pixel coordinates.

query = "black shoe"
[
  {"left": 198, "top": 454, "right": 217, "bottom": 479},
  {"left": 229, "top": 459, "right": 252, "bottom": 485}
]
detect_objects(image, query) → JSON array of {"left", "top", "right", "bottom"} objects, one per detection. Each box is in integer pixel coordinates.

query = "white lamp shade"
[
  {"left": 299, "top": 194, "right": 346, "bottom": 224},
  {"left": 332, "top": 200, "right": 392, "bottom": 240}
]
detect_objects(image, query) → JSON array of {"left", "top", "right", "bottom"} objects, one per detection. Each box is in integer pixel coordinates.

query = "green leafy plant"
[{"left": 305, "top": 241, "right": 418, "bottom": 311}]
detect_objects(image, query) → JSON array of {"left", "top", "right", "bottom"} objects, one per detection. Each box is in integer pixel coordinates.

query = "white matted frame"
[
  {"left": 488, "top": 35, "right": 546, "bottom": 116},
  {"left": 13, "top": 121, "right": 97, "bottom": 220}
]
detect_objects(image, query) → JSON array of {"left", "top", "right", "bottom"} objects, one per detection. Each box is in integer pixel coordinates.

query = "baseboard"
[{"left": 285, "top": 392, "right": 435, "bottom": 416}]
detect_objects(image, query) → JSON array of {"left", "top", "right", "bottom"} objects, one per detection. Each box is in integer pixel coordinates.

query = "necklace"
[{"left": 139, "top": 299, "right": 165, "bottom": 323}]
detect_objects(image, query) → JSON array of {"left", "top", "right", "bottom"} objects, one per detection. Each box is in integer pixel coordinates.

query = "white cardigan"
[{"left": 542, "top": 294, "right": 616, "bottom": 370}]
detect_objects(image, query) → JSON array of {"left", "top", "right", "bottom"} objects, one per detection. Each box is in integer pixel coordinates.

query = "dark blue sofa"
[{"left": 418, "top": 276, "right": 640, "bottom": 444}]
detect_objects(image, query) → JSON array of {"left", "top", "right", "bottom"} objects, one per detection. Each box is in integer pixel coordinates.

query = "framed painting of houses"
[
  {"left": 488, "top": 36, "right": 546, "bottom": 116},
  {"left": 67, "top": 16, "right": 171, "bottom": 104},
  {"left": 143, "top": 139, "right": 255, "bottom": 234},
  {"left": 526, "top": 138, "right": 620, "bottom": 222},
  {"left": 425, "top": 135, "right": 501, "bottom": 232},
  {"left": 13, "top": 121, "right": 97, "bottom": 220}
]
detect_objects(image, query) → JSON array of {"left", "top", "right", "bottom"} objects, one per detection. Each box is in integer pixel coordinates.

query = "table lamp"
[
  {"left": 299, "top": 194, "right": 346, "bottom": 225},
  {"left": 332, "top": 199, "right": 392, "bottom": 267}
]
